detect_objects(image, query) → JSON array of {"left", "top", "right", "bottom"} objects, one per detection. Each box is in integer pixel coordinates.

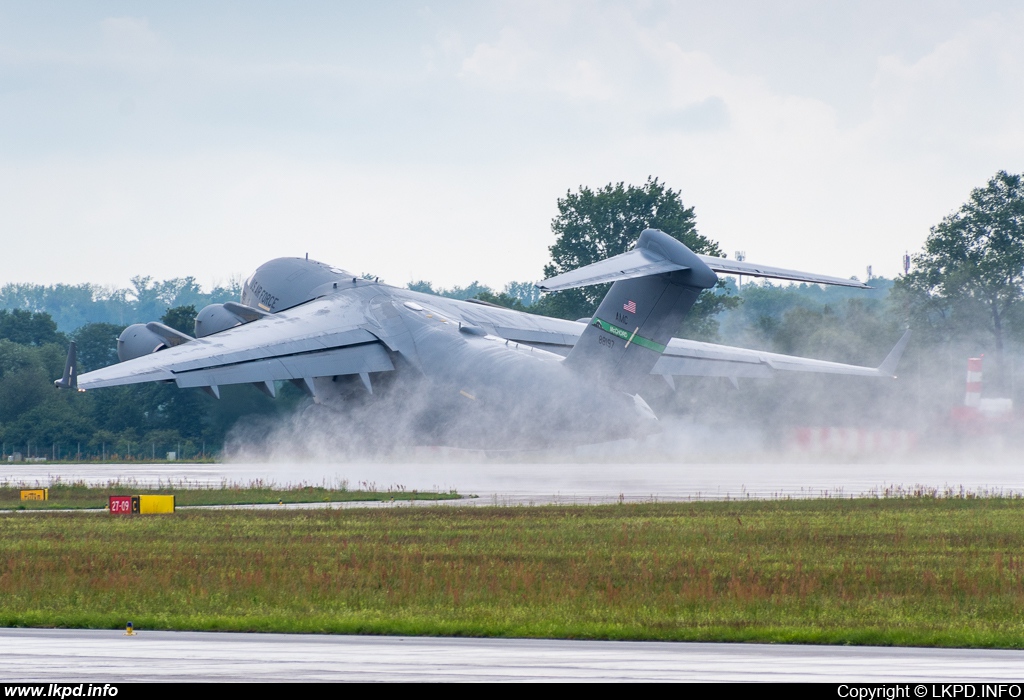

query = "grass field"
[
  {"left": 2, "top": 498, "right": 1024, "bottom": 647},
  {"left": 0, "top": 481, "right": 460, "bottom": 509}
]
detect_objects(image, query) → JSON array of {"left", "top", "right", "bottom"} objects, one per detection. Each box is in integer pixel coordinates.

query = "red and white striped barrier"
[
  {"left": 965, "top": 356, "right": 983, "bottom": 408},
  {"left": 951, "top": 355, "right": 1014, "bottom": 424},
  {"left": 789, "top": 427, "right": 918, "bottom": 454}
]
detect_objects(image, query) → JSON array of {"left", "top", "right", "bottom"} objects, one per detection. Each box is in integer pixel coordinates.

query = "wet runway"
[
  {"left": 4, "top": 458, "right": 1024, "bottom": 504},
  {"left": 1, "top": 628, "right": 1022, "bottom": 682}
]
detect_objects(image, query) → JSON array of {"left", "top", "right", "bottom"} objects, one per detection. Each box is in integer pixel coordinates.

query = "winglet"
[
  {"left": 878, "top": 329, "right": 912, "bottom": 377},
  {"left": 54, "top": 342, "right": 80, "bottom": 390}
]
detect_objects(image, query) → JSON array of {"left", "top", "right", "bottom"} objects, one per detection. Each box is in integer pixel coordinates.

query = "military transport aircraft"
[{"left": 55, "top": 229, "right": 909, "bottom": 447}]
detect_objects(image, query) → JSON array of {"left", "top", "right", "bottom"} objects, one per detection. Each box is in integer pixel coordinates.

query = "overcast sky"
[{"left": 1, "top": 1, "right": 1022, "bottom": 291}]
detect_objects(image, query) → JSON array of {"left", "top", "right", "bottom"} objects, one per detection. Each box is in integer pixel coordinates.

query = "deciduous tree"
[
  {"left": 537, "top": 177, "right": 736, "bottom": 339},
  {"left": 72, "top": 323, "right": 125, "bottom": 372},
  {"left": 161, "top": 305, "right": 198, "bottom": 336},
  {"left": 0, "top": 309, "right": 64, "bottom": 346},
  {"left": 895, "top": 171, "right": 1024, "bottom": 388}
]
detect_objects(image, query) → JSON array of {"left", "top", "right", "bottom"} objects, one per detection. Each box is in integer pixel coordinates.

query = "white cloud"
[
  {"left": 98, "top": 16, "right": 167, "bottom": 66},
  {"left": 458, "top": 22, "right": 614, "bottom": 100},
  {"left": 867, "top": 13, "right": 1024, "bottom": 152},
  {"left": 460, "top": 27, "right": 529, "bottom": 84}
]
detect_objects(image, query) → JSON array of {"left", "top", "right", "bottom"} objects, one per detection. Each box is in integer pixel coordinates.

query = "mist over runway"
[{"left": 6, "top": 456, "right": 1024, "bottom": 504}]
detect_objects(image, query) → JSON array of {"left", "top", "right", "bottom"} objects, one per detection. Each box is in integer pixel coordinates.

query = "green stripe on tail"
[{"left": 592, "top": 318, "right": 666, "bottom": 353}]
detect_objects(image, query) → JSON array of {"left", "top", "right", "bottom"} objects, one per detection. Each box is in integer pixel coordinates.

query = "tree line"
[{"left": 0, "top": 276, "right": 243, "bottom": 333}]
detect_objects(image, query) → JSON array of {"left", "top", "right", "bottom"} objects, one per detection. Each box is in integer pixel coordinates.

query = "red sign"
[{"left": 109, "top": 496, "right": 132, "bottom": 514}]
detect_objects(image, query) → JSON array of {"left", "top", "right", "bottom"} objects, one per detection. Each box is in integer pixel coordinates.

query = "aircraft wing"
[
  {"left": 405, "top": 295, "right": 585, "bottom": 355},
  {"left": 74, "top": 295, "right": 394, "bottom": 394},
  {"left": 440, "top": 297, "right": 909, "bottom": 380},
  {"left": 653, "top": 331, "right": 910, "bottom": 380}
]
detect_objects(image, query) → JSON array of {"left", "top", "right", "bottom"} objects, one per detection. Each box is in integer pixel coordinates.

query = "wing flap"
[
  {"left": 78, "top": 366, "right": 175, "bottom": 390},
  {"left": 172, "top": 328, "right": 377, "bottom": 371},
  {"left": 653, "top": 332, "right": 909, "bottom": 379},
  {"left": 173, "top": 344, "right": 394, "bottom": 388},
  {"left": 653, "top": 355, "right": 774, "bottom": 379},
  {"left": 491, "top": 326, "right": 581, "bottom": 349}
]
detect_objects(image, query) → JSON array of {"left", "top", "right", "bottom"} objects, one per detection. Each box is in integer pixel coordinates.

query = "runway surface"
[
  {"left": 4, "top": 458, "right": 1024, "bottom": 504},
  {"left": 1, "top": 628, "right": 1022, "bottom": 682}
]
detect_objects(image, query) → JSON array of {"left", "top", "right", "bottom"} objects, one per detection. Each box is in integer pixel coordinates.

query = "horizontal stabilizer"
[
  {"left": 697, "top": 255, "right": 870, "bottom": 289},
  {"left": 537, "top": 248, "right": 688, "bottom": 292}
]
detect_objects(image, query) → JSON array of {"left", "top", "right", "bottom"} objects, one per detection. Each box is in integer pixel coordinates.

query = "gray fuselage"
[{"left": 240, "top": 258, "right": 658, "bottom": 448}]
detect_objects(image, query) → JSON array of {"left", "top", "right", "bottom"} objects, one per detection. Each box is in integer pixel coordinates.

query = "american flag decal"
[{"left": 623, "top": 300, "right": 637, "bottom": 314}]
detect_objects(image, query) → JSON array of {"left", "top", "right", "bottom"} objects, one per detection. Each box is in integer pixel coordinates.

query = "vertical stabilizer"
[{"left": 558, "top": 229, "right": 718, "bottom": 391}]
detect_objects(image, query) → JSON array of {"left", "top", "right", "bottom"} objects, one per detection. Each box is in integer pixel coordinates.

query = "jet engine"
[
  {"left": 117, "top": 324, "right": 167, "bottom": 362},
  {"left": 194, "top": 304, "right": 243, "bottom": 338}
]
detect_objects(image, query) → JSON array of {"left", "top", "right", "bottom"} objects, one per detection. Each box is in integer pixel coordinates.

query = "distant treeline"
[
  {"left": 0, "top": 276, "right": 545, "bottom": 334},
  {"left": 0, "top": 306, "right": 305, "bottom": 463},
  {"left": 0, "top": 276, "right": 243, "bottom": 333}
]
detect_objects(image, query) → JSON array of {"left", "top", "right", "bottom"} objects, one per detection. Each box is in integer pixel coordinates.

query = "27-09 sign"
[{"left": 109, "top": 496, "right": 133, "bottom": 514}]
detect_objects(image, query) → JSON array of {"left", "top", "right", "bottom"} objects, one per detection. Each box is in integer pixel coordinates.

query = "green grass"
[
  {"left": 2, "top": 498, "right": 1024, "bottom": 647},
  {"left": 0, "top": 481, "right": 460, "bottom": 510}
]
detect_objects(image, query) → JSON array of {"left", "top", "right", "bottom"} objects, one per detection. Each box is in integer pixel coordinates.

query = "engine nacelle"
[
  {"left": 117, "top": 324, "right": 166, "bottom": 362},
  {"left": 194, "top": 304, "right": 243, "bottom": 338}
]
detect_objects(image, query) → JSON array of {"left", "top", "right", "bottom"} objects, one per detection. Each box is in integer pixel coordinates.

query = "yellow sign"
[
  {"left": 138, "top": 495, "right": 175, "bottom": 514},
  {"left": 20, "top": 489, "right": 48, "bottom": 501}
]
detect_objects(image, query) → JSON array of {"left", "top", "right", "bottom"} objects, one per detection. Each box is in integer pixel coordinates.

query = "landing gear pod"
[{"left": 117, "top": 324, "right": 166, "bottom": 362}]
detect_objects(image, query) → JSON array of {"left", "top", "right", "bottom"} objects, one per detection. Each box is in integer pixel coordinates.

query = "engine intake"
[
  {"left": 194, "top": 304, "right": 243, "bottom": 338},
  {"left": 117, "top": 324, "right": 166, "bottom": 362}
]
